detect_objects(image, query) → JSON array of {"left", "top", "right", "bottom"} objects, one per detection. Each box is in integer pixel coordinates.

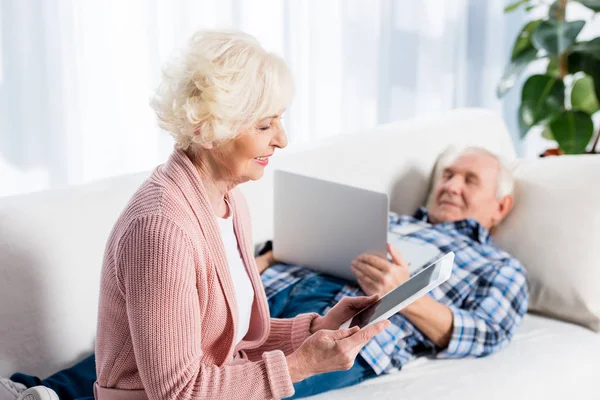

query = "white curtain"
[{"left": 0, "top": 0, "right": 523, "bottom": 197}]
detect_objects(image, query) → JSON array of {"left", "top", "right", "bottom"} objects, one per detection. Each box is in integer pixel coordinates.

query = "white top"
[{"left": 216, "top": 201, "right": 255, "bottom": 345}]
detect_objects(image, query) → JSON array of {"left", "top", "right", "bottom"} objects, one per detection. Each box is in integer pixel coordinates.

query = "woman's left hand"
[{"left": 310, "top": 295, "right": 380, "bottom": 333}]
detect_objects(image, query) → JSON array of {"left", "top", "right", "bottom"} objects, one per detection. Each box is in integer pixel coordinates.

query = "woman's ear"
[{"left": 194, "top": 128, "right": 213, "bottom": 149}]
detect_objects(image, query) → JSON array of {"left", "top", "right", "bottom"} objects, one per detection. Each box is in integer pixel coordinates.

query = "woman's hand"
[
  {"left": 255, "top": 250, "right": 276, "bottom": 273},
  {"left": 286, "top": 320, "right": 390, "bottom": 382},
  {"left": 351, "top": 243, "right": 410, "bottom": 296},
  {"left": 310, "top": 295, "right": 380, "bottom": 333}
]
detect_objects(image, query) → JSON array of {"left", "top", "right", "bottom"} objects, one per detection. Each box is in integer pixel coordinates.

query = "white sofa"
[{"left": 1, "top": 108, "right": 599, "bottom": 399}]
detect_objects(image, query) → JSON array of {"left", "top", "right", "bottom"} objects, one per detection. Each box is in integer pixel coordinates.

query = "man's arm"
[
  {"left": 352, "top": 238, "right": 454, "bottom": 347},
  {"left": 352, "top": 245, "right": 454, "bottom": 348},
  {"left": 400, "top": 296, "right": 453, "bottom": 348},
  {"left": 433, "top": 259, "right": 529, "bottom": 358},
  {"left": 353, "top": 246, "right": 528, "bottom": 357},
  {"left": 255, "top": 250, "right": 276, "bottom": 273}
]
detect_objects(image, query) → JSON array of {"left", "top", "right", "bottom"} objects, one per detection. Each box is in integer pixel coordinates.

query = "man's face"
[{"left": 427, "top": 151, "right": 511, "bottom": 230}]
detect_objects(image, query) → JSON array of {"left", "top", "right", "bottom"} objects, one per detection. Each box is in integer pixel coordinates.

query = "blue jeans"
[
  {"left": 11, "top": 355, "right": 95, "bottom": 400},
  {"left": 267, "top": 273, "right": 377, "bottom": 399},
  {"left": 11, "top": 274, "right": 375, "bottom": 400}
]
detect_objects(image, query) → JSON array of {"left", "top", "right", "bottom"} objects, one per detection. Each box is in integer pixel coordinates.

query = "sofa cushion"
[{"left": 494, "top": 154, "right": 600, "bottom": 332}]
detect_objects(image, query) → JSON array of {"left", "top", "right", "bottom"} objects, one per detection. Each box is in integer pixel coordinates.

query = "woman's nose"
[{"left": 271, "top": 124, "right": 288, "bottom": 149}]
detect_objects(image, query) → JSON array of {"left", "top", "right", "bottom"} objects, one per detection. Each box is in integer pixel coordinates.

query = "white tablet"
[{"left": 340, "top": 252, "right": 454, "bottom": 329}]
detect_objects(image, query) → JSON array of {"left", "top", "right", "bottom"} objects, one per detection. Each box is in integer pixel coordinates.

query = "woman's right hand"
[{"left": 286, "top": 320, "right": 390, "bottom": 382}]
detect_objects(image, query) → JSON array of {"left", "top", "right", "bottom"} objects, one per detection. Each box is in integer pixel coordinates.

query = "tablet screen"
[{"left": 348, "top": 262, "right": 439, "bottom": 328}]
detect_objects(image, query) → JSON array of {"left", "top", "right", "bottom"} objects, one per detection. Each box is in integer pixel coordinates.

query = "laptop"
[{"left": 273, "top": 170, "right": 440, "bottom": 281}]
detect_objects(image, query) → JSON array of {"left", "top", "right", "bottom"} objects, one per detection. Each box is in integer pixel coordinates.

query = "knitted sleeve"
[{"left": 116, "top": 214, "right": 294, "bottom": 400}]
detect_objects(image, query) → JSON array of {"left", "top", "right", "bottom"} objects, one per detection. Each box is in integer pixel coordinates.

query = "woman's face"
[{"left": 207, "top": 112, "right": 288, "bottom": 184}]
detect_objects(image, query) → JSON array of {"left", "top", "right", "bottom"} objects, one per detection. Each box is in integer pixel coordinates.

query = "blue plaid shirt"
[{"left": 260, "top": 207, "right": 529, "bottom": 375}]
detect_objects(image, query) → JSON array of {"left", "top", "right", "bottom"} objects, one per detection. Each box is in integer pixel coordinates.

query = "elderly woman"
[
  {"left": 0, "top": 31, "right": 388, "bottom": 400},
  {"left": 90, "top": 31, "right": 389, "bottom": 400}
]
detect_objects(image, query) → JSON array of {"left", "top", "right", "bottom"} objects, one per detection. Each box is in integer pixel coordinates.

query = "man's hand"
[
  {"left": 255, "top": 250, "right": 276, "bottom": 273},
  {"left": 351, "top": 243, "right": 410, "bottom": 296}
]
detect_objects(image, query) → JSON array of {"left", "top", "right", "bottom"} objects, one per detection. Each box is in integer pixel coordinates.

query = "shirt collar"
[{"left": 412, "top": 207, "right": 492, "bottom": 245}]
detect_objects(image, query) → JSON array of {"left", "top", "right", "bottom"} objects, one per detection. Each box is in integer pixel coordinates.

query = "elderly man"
[
  {"left": 0, "top": 147, "right": 528, "bottom": 400},
  {"left": 255, "top": 146, "right": 529, "bottom": 398}
]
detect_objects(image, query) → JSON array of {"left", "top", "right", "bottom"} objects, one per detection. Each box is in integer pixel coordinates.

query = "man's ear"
[{"left": 495, "top": 194, "right": 514, "bottom": 225}]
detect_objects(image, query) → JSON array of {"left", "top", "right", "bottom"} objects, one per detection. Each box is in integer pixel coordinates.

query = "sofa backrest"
[
  {"left": 246, "top": 108, "right": 516, "bottom": 243},
  {"left": 0, "top": 108, "right": 515, "bottom": 376}
]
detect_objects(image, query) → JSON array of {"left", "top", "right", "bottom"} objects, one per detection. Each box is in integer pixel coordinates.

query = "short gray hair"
[
  {"left": 428, "top": 146, "right": 515, "bottom": 202},
  {"left": 150, "top": 30, "right": 294, "bottom": 150}
]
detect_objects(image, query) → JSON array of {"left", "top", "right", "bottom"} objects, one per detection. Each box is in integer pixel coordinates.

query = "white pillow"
[{"left": 494, "top": 155, "right": 600, "bottom": 332}]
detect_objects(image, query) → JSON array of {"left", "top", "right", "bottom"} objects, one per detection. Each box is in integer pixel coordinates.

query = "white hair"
[
  {"left": 150, "top": 30, "right": 294, "bottom": 150},
  {"left": 427, "top": 146, "right": 515, "bottom": 203}
]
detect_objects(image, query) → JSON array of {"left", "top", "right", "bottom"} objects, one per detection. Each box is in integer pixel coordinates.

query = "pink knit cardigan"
[{"left": 94, "top": 149, "right": 316, "bottom": 400}]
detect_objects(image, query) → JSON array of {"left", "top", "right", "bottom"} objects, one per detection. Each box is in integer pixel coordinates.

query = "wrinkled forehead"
[
  {"left": 449, "top": 151, "right": 499, "bottom": 173},
  {"left": 434, "top": 150, "right": 501, "bottom": 187}
]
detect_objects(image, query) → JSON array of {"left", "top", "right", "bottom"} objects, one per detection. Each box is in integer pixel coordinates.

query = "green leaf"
[
  {"left": 521, "top": 74, "right": 565, "bottom": 128},
  {"left": 571, "top": 38, "right": 600, "bottom": 59},
  {"left": 549, "top": 111, "right": 595, "bottom": 154},
  {"left": 517, "top": 74, "right": 564, "bottom": 139},
  {"left": 518, "top": 104, "right": 537, "bottom": 138},
  {"left": 574, "top": 0, "right": 600, "bottom": 12},
  {"left": 525, "top": 4, "right": 537, "bottom": 11},
  {"left": 541, "top": 125, "right": 555, "bottom": 140},
  {"left": 505, "top": 0, "right": 530, "bottom": 13},
  {"left": 512, "top": 20, "right": 543, "bottom": 60},
  {"left": 567, "top": 52, "right": 585, "bottom": 73},
  {"left": 531, "top": 20, "right": 586, "bottom": 55},
  {"left": 547, "top": 57, "right": 560, "bottom": 77},
  {"left": 568, "top": 52, "right": 600, "bottom": 101},
  {"left": 571, "top": 75, "right": 600, "bottom": 114},
  {"left": 497, "top": 48, "right": 540, "bottom": 98}
]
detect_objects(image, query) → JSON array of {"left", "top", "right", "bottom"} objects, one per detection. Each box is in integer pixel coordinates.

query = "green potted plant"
[{"left": 498, "top": 0, "right": 600, "bottom": 155}]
